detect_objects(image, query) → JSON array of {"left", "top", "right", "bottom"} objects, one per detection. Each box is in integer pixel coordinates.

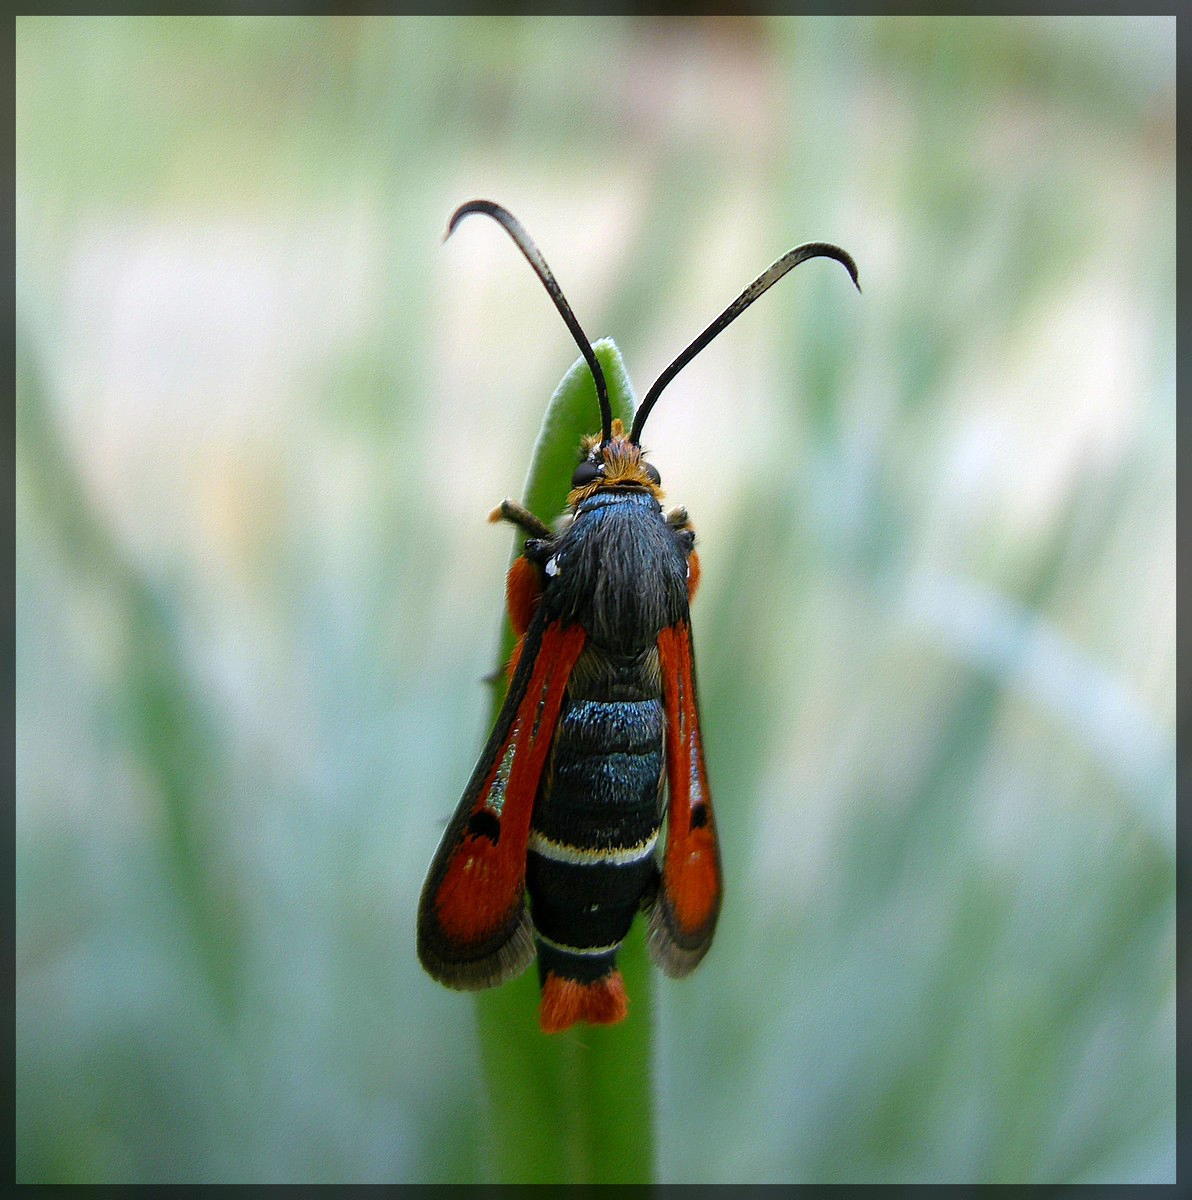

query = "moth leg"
[
  {"left": 665, "top": 506, "right": 690, "bottom": 530},
  {"left": 489, "top": 498, "right": 553, "bottom": 539}
]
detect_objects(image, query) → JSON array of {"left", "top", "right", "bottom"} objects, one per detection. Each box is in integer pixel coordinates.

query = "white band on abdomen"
[{"left": 528, "top": 829, "right": 658, "bottom": 867}]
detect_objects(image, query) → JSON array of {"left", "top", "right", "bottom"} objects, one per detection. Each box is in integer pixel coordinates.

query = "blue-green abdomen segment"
[{"left": 527, "top": 696, "right": 663, "bottom": 983}]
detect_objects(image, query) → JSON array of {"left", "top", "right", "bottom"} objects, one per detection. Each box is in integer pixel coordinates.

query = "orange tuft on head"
[
  {"left": 539, "top": 970, "right": 629, "bottom": 1033},
  {"left": 568, "top": 420, "right": 665, "bottom": 508}
]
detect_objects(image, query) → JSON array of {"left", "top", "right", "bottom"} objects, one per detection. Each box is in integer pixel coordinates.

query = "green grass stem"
[{"left": 473, "top": 341, "right": 654, "bottom": 1184}]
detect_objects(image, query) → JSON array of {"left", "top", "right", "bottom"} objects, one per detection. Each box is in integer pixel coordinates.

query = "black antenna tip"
[
  {"left": 444, "top": 198, "right": 500, "bottom": 242},
  {"left": 800, "top": 241, "right": 861, "bottom": 293}
]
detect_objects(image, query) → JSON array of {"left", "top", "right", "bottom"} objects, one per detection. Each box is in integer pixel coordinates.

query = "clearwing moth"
[{"left": 418, "top": 200, "right": 859, "bottom": 1032}]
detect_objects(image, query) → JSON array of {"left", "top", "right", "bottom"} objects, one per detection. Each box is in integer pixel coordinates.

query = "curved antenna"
[
  {"left": 446, "top": 199, "right": 613, "bottom": 445},
  {"left": 629, "top": 242, "right": 860, "bottom": 444}
]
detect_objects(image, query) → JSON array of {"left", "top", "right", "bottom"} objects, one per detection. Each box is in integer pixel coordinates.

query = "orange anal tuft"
[
  {"left": 687, "top": 550, "right": 701, "bottom": 602},
  {"left": 539, "top": 970, "right": 629, "bottom": 1033}
]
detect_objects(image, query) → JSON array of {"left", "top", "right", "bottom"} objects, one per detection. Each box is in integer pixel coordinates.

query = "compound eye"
[
  {"left": 642, "top": 461, "right": 662, "bottom": 486},
  {"left": 571, "top": 459, "right": 602, "bottom": 488}
]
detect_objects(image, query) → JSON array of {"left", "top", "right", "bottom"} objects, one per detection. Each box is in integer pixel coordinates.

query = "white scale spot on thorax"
[{"left": 545, "top": 555, "right": 561, "bottom": 577}]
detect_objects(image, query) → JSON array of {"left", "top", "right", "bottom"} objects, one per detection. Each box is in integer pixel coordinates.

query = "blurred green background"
[{"left": 16, "top": 14, "right": 1174, "bottom": 1185}]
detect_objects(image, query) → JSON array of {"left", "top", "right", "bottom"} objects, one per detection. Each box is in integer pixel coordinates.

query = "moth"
[{"left": 418, "top": 200, "right": 858, "bottom": 1032}]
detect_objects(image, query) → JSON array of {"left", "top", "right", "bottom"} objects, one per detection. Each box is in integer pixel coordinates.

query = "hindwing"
[{"left": 647, "top": 620, "right": 722, "bottom": 976}]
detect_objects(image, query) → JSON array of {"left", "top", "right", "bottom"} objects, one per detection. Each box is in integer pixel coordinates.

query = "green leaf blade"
[{"left": 474, "top": 339, "right": 655, "bottom": 1184}]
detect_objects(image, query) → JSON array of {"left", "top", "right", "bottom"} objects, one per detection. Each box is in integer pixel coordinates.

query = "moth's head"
[{"left": 568, "top": 419, "right": 663, "bottom": 505}]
